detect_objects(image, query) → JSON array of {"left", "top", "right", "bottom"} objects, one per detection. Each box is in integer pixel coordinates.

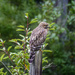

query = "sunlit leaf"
[
  {"left": 0, "top": 49, "right": 3, "bottom": 51},
  {"left": 0, "top": 42, "right": 2, "bottom": 44},
  {"left": 0, "top": 39, "right": 3, "bottom": 42},
  {"left": 42, "top": 57, "right": 48, "bottom": 63},
  {"left": 17, "top": 25, "right": 24, "bottom": 28},
  {"left": 3, "top": 47, "right": 5, "bottom": 50},
  {"left": 29, "top": 18, "right": 38, "bottom": 24},
  {"left": 0, "top": 68, "right": 4, "bottom": 71},
  {"left": 15, "top": 45, "right": 20, "bottom": 49},
  {"left": 0, "top": 44, "right": 2, "bottom": 46},
  {"left": 0, "top": 54, "right": 5, "bottom": 61},
  {"left": 9, "top": 39, "right": 17, "bottom": 43},
  {"left": 45, "top": 37, "right": 50, "bottom": 41},
  {"left": 27, "top": 31, "right": 32, "bottom": 35},
  {"left": 3, "top": 41, "right": 6, "bottom": 43},
  {"left": 7, "top": 46, "right": 12, "bottom": 51},
  {"left": 3, "top": 56, "right": 9, "bottom": 60},
  {"left": 25, "top": 13, "right": 28, "bottom": 18},
  {"left": 44, "top": 43, "right": 48, "bottom": 47},
  {"left": 43, "top": 50, "right": 52, "bottom": 53},
  {"left": 16, "top": 29, "right": 24, "bottom": 31},
  {"left": 17, "top": 39, "right": 22, "bottom": 42},
  {"left": 10, "top": 52, "right": 17, "bottom": 56},
  {"left": 50, "top": 28, "right": 55, "bottom": 30},
  {"left": 19, "top": 34, "right": 24, "bottom": 38},
  {"left": 49, "top": 23, "right": 55, "bottom": 27},
  {"left": 16, "top": 42, "right": 20, "bottom": 45},
  {"left": 15, "top": 45, "right": 23, "bottom": 49}
]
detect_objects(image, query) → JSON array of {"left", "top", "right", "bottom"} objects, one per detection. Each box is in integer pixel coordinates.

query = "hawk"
[{"left": 28, "top": 22, "right": 49, "bottom": 63}]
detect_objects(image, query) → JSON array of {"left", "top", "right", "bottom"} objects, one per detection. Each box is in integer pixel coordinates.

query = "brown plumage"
[{"left": 28, "top": 22, "right": 49, "bottom": 63}]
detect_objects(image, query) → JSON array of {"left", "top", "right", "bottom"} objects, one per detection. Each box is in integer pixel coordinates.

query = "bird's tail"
[
  {"left": 28, "top": 45, "right": 42, "bottom": 63},
  {"left": 28, "top": 51, "right": 35, "bottom": 63}
]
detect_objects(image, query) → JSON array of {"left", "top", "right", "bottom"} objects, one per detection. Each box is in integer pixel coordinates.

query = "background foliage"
[{"left": 0, "top": 0, "right": 75, "bottom": 75}]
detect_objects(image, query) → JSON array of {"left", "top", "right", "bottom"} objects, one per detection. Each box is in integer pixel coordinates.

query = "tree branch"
[{"left": 0, "top": 61, "right": 12, "bottom": 75}]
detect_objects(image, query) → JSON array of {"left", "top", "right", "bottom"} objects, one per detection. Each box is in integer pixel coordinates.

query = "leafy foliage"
[
  {"left": 0, "top": 0, "right": 75, "bottom": 75},
  {"left": 0, "top": 68, "right": 7, "bottom": 75},
  {"left": 0, "top": 13, "right": 54, "bottom": 74},
  {"left": 67, "top": 1, "right": 75, "bottom": 26},
  {"left": 35, "top": 0, "right": 75, "bottom": 75},
  {"left": 0, "top": 0, "right": 40, "bottom": 40},
  {"left": 0, "top": 13, "right": 33, "bottom": 74}
]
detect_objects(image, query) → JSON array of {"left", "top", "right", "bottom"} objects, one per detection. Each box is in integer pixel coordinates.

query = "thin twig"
[
  {"left": 23, "top": 17, "right": 29, "bottom": 72},
  {"left": 0, "top": 61, "right": 12, "bottom": 75},
  {"left": 2, "top": 42, "right": 16, "bottom": 66}
]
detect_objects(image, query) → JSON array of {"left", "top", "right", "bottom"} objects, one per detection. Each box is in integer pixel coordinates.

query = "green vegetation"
[
  {"left": 0, "top": 13, "right": 54, "bottom": 75},
  {"left": 0, "top": 0, "right": 75, "bottom": 75}
]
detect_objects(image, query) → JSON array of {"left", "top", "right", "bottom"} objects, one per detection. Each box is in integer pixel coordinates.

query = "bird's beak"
[{"left": 47, "top": 25, "right": 50, "bottom": 28}]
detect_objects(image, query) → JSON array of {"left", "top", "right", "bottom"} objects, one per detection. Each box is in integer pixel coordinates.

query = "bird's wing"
[{"left": 29, "top": 28, "right": 47, "bottom": 47}]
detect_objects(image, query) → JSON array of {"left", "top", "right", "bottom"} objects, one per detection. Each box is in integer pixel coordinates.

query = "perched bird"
[{"left": 28, "top": 22, "right": 49, "bottom": 63}]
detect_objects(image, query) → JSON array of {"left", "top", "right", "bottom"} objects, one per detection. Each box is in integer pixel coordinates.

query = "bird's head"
[{"left": 39, "top": 22, "right": 49, "bottom": 29}]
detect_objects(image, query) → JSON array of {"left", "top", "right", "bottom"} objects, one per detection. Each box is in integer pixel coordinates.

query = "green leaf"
[
  {"left": 16, "top": 42, "right": 20, "bottom": 45},
  {"left": 43, "top": 57, "right": 47, "bottom": 60},
  {"left": 49, "top": 23, "right": 55, "bottom": 27},
  {"left": 0, "top": 68, "right": 4, "bottom": 72},
  {"left": 0, "top": 42, "right": 2, "bottom": 44},
  {"left": 27, "top": 31, "right": 32, "bottom": 35},
  {"left": 0, "top": 39, "right": 3, "bottom": 42},
  {"left": 3, "top": 41, "right": 6, "bottom": 43},
  {"left": 17, "top": 25, "right": 24, "bottom": 28},
  {"left": 25, "top": 13, "right": 28, "bottom": 18},
  {"left": 15, "top": 45, "right": 20, "bottom": 49},
  {"left": 7, "top": 46, "right": 12, "bottom": 51},
  {"left": 46, "top": 37, "right": 50, "bottom": 41},
  {"left": 50, "top": 28, "right": 55, "bottom": 30},
  {"left": 10, "top": 52, "right": 17, "bottom": 56},
  {"left": 9, "top": 39, "right": 17, "bottom": 43},
  {"left": 29, "top": 18, "right": 38, "bottom": 24},
  {"left": 0, "top": 54, "right": 5, "bottom": 61},
  {"left": 15, "top": 45, "right": 23, "bottom": 49},
  {"left": 16, "top": 29, "right": 24, "bottom": 31},
  {"left": 0, "top": 72, "right": 3, "bottom": 75},
  {"left": 72, "top": 1, "right": 75, "bottom": 5},
  {"left": 43, "top": 50, "right": 52, "bottom": 53},
  {"left": 0, "top": 49, "right": 3, "bottom": 51},
  {"left": 43, "top": 59, "right": 48, "bottom": 63},
  {"left": 17, "top": 39, "right": 22, "bottom": 42},
  {"left": 0, "top": 44, "right": 2, "bottom": 46},
  {"left": 42, "top": 57, "right": 48, "bottom": 63},
  {"left": 19, "top": 34, "right": 24, "bottom": 38},
  {"left": 45, "top": 43, "right": 48, "bottom": 46},
  {"left": 3, "top": 56, "right": 9, "bottom": 60}
]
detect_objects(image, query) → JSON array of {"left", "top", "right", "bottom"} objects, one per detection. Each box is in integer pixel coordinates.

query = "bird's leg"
[{"left": 40, "top": 49, "right": 43, "bottom": 53}]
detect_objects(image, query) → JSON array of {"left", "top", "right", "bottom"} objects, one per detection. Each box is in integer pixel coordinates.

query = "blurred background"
[{"left": 0, "top": 0, "right": 75, "bottom": 75}]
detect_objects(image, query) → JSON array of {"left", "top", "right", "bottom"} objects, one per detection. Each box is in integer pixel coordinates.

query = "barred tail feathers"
[
  {"left": 28, "top": 51, "right": 35, "bottom": 63},
  {"left": 28, "top": 45, "right": 42, "bottom": 63}
]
